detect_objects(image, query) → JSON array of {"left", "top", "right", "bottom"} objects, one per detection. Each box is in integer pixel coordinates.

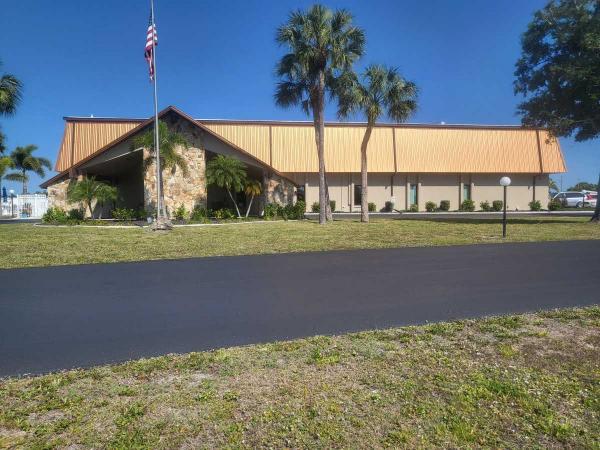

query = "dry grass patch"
[{"left": 1, "top": 306, "right": 598, "bottom": 448}]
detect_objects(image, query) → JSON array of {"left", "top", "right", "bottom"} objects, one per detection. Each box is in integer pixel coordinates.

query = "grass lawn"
[
  {"left": 0, "top": 217, "right": 599, "bottom": 269},
  {"left": 1, "top": 306, "right": 598, "bottom": 448}
]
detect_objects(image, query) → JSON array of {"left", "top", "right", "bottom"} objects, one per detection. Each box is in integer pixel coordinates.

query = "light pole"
[
  {"left": 9, "top": 189, "right": 15, "bottom": 218},
  {"left": 499, "top": 177, "right": 511, "bottom": 238}
]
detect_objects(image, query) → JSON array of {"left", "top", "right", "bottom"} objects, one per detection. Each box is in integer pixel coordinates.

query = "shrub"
[
  {"left": 213, "top": 208, "right": 236, "bottom": 220},
  {"left": 460, "top": 199, "right": 475, "bottom": 211},
  {"left": 529, "top": 200, "right": 542, "bottom": 211},
  {"left": 68, "top": 208, "right": 85, "bottom": 221},
  {"left": 263, "top": 203, "right": 279, "bottom": 220},
  {"left": 293, "top": 201, "right": 306, "bottom": 219},
  {"left": 425, "top": 201, "right": 437, "bottom": 212},
  {"left": 42, "top": 207, "right": 70, "bottom": 224},
  {"left": 409, "top": 203, "right": 418, "bottom": 212},
  {"left": 492, "top": 200, "right": 503, "bottom": 211},
  {"left": 480, "top": 201, "right": 492, "bottom": 212},
  {"left": 548, "top": 199, "right": 562, "bottom": 211},
  {"left": 173, "top": 204, "right": 188, "bottom": 221},
  {"left": 384, "top": 201, "right": 394, "bottom": 212},
  {"left": 439, "top": 200, "right": 450, "bottom": 211},
  {"left": 329, "top": 200, "right": 336, "bottom": 212},
  {"left": 190, "top": 205, "right": 208, "bottom": 222},
  {"left": 136, "top": 208, "right": 150, "bottom": 220},
  {"left": 368, "top": 202, "right": 376, "bottom": 212},
  {"left": 112, "top": 207, "right": 136, "bottom": 221},
  {"left": 311, "top": 201, "right": 320, "bottom": 213}
]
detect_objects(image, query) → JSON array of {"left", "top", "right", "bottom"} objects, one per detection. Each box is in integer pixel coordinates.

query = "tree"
[
  {"left": 567, "top": 181, "right": 598, "bottom": 191},
  {"left": 132, "top": 120, "right": 189, "bottom": 221},
  {"left": 0, "top": 60, "right": 23, "bottom": 117},
  {"left": 206, "top": 155, "right": 247, "bottom": 218},
  {"left": 67, "top": 176, "right": 118, "bottom": 218},
  {"left": 275, "top": 4, "right": 365, "bottom": 224},
  {"left": 336, "top": 65, "right": 417, "bottom": 222},
  {"left": 5, "top": 145, "right": 51, "bottom": 194},
  {"left": 244, "top": 179, "right": 262, "bottom": 217},
  {"left": 0, "top": 156, "right": 13, "bottom": 200},
  {"left": 549, "top": 178, "right": 560, "bottom": 193},
  {"left": 514, "top": 0, "right": 600, "bottom": 221}
]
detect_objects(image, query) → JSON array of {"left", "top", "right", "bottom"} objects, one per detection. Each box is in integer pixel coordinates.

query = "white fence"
[{"left": 1, "top": 194, "right": 48, "bottom": 219}]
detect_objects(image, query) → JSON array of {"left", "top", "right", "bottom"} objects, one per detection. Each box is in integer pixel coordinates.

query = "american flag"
[{"left": 144, "top": 16, "right": 158, "bottom": 81}]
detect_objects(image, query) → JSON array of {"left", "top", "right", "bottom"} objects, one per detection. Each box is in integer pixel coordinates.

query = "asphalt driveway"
[{"left": 1, "top": 240, "right": 599, "bottom": 377}]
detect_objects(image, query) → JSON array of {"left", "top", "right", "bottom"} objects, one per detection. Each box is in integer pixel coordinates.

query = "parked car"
[{"left": 553, "top": 191, "right": 596, "bottom": 208}]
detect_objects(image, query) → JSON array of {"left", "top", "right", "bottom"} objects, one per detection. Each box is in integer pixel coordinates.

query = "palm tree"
[
  {"left": 336, "top": 65, "right": 417, "bottom": 222},
  {"left": 0, "top": 60, "right": 23, "bottom": 117},
  {"left": 5, "top": 145, "right": 52, "bottom": 194},
  {"left": 244, "top": 179, "right": 262, "bottom": 217},
  {"left": 0, "top": 156, "right": 13, "bottom": 203},
  {"left": 206, "top": 155, "right": 247, "bottom": 218},
  {"left": 67, "top": 176, "right": 118, "bottom": 218},
  {"left": 132, "top": 120, "right": 189, "bottom": 221},
  {"left": 275, "top": 4, "right": 365, "bottom": 225}
]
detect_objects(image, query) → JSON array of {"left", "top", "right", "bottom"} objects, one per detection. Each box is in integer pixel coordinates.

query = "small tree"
[
  {"left": 0, "top": 156, "right": 13, "bottom": 199},
  {"left": 206, "top": 155, "right": 247, "bottom": 218},
  {"left": 5, "top": 145, "right": 51, "bottom": 194},
  {"left": 67, "top": 176, "right": 118, "bottom": 218},
  {"left": 244, "top": 179, "right": 262, "bottom": 218}
]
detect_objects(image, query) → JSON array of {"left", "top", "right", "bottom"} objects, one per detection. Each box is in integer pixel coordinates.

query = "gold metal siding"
[
  {"left": 55, "top": 122, "right": 74, "bottom": 172},
  {"left": 203, "top": 123, "right": 271, "bottom": 164},
  {"left": 538, "top": 131, "right": 567, "bottom": 173}
]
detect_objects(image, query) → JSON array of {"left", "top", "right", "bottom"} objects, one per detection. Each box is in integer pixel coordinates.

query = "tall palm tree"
[
  {"left": 206, "top": 155, "right": 247, "bottom": 218},
  {"left": 244, "top": 179, "right": 262, "bottom": 217},
  {"left": 132, "top": 120, "right": 190, "bottom": 221},
  {"left": 275, "top": 4, "right": 365, "bottom": 225},
  {"left": 67, "top": 176, "right": 118, "bottom": 218},
  {"left": 0, "top": 60, "right": 23, "bottom": 117},
  {"left": 336, "top": 65, "right": 417, "bottom": 222},
  {"left": 5, "top": 145, "right": 51, "bottom": 194}
]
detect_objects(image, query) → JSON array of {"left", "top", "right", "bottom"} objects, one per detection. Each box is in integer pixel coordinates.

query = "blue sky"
[{"left": 1, "top": 0, "right": 597, "bottom": 192}]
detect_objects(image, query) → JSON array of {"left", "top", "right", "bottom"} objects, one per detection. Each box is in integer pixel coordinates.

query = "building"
[{"left": 41, "top": 105, "right": 566, "bottom": 215}]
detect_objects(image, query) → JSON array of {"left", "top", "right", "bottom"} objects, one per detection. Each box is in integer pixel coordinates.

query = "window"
[
  {"left": 354, "top": 184, "right": 362, "bottom": 206},
  {"left": 296, "top": 185, "right": 305, "bottom": 202},
  {"left": 463, "top": 182, "right": 471, "bottom": 201},
  {"left": 409, "top": 184, "right": 418, "bottom": 206}
]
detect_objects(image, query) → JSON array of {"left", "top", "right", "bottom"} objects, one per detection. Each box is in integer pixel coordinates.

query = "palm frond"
[
  {"left": 4, "top": 172, "right": 26, "bottom": 182},
  {"left": 0, "top": 73, "right": 23, "bottom": 116}
]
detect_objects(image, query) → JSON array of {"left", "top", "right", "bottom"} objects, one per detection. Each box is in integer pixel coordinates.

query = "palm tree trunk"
[
  {"left": 159, "top": 169, "right": 167, "bottom": 219},
  {"left": 87, "top": 201, "right": 94, "bottom": 218},
  {"left": 22, "top": 170, "right": 27, "bottom": 194},
  {"left": 227, "top": 189, "right": 242, "bottom": 218},
  {"left": 313, "top": 72, "right": 328, "bottom": 225},
  {"left": 360, "top": 125, "right": 373, "bottom": 223},
  {"left": 246, "top": 195, "right": 254, "bottom": 218},
  {"left": 591, "top": 171, "right": 600, "bottom": 222}
]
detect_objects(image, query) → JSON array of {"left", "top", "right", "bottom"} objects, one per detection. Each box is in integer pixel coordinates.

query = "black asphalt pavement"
[{"left": 1, "top": 240, "right": 599, "bottom": 377}]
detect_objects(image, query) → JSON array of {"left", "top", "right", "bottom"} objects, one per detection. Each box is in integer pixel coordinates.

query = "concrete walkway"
[{"left": 1, "top": 240, "right": 598, "bottom": 377}]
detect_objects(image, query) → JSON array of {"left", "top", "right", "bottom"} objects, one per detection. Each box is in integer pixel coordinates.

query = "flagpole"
[{"left": 150, "top": 0, "right": 162, "bottom": 223}]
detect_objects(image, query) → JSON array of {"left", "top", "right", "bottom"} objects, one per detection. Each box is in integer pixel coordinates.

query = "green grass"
[
  {"left": 0, "top": 216, "right": 598, "bottom": 269},
  {"left": 1, "top": 306, "right": 598, "bottom": 448}
]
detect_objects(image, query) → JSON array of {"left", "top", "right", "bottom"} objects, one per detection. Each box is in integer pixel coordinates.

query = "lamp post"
[
  {"left": 9, "top": 189, "right": 15, "bottom": 218},
  {"left": 499, "top": 177, "right": 511, "bottom": 238}
]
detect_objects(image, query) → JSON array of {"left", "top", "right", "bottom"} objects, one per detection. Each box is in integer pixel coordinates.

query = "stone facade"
[
  {"left": 263, "top": 172, "right": 295, "bottom": 206},
  {"left": 46, "top": 177, "right": 72, "bottom": 210},
  {"left": 143, "top": 129, "right": 207, "bottom": 218}
]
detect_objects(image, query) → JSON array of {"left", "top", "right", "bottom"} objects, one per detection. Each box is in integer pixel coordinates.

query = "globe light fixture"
[{"left": 499, "top": 177, "right": 511, "bottom": 237}]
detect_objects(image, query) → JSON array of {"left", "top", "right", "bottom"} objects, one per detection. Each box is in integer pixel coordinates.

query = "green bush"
[
  {"left": 368, "top": 202, "right": 376, "bottom": 212},
  {"left": 190, "top": 205, "right": 208, "bottom": 222},
  {"left": 112, "top": 207, "right": 136, "bottom": 221},
  {"left": 492, "top": 200, "right": 503, "bottom": 211},
  {"left": 408, "top": 203, "right": 418, "bottom": 212},
  {"left": 213, "top": 208, "right": 236, "bottom": 220},
  {"left": 439, "top": 200, "right": 450, "bottom": 211},
  {"left": 173, "top": 204, "right": 188, "bottom": 221},
  {"left": 293, "top": 201, "right": 306, "bottom": 219},
  {"left": 480, "top": 201, "right": 492, "bottom": 212},
  {"left": 311, "top": 201, "right": 320, "bottom": 213},
  {"left": 529, "top": 200, "right": 542, "bottom": 211},
  {"left": 42, "top": 207, "right": 70, "bottom": 224},
  {"left": 384, "top": 201, "right": 394, "bottom": 212},
  {"left": 263, "top": 203, "right": 279, "bottom": 220},
  {"left": 329, "top": 200, "right": 336, "bottom": 212},
  {"left": 460, "top": 199, "right": 475, "bottom": 211},
  {"left": 548, "top": 199, "right": 562, "bottom": 211},
  {"left": 425, "top": 201, "right": 437, "bottom": 212},
  {"left": 68, "top": 208, "right": 85, "bottom": 221}
]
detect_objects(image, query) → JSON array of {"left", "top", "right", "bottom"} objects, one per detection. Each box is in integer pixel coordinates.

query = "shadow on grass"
[{"left": 393, "top": 217, "right": 590, "bottom": 225}]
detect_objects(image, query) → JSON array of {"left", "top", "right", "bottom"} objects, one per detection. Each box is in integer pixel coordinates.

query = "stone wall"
[
  {"left": 263, "top": 172, "right": 295, "bottom": 206},
  {"left": 143, "top": 130, "right": 207, "bottom": 218},
  {"left": 46, "top": 177, "right": 72, "bottom": 210}
]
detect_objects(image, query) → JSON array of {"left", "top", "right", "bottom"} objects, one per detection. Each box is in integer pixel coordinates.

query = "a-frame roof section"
[{"left": 41, "top": 106, "right": 293, "bottom": 188}]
